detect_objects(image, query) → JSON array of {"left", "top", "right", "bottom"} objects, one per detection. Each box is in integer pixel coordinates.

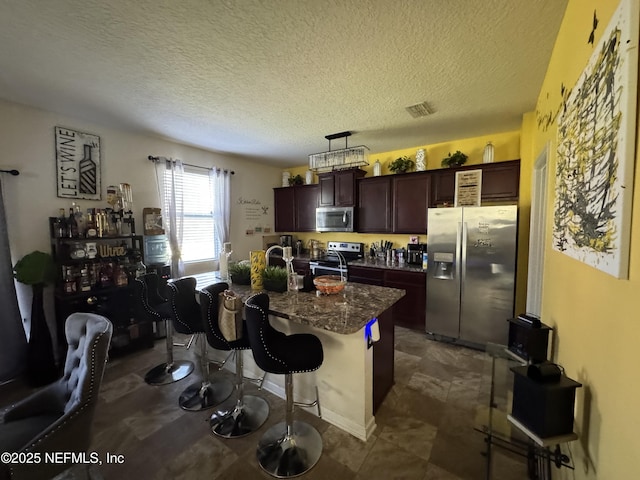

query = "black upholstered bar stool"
[
  {"left": 167, "top": 277, "right": 233, "bottom": 411},
  {"left": 134, "top": 273, "right": 194, "bottom": 385},
  {"left": 245, "top": 293, "right": 324, "bottom": 478},
  {"left": 199, "top": 282, "right": 269, "bottom": 438}
]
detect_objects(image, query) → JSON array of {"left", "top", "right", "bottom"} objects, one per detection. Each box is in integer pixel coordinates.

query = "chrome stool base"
[
  {"left": 144, "top": 361, "right": 194, "bottom": 386},
  {"left": 210, "top": 394, "right": 269, "bottom": 438},
  {"left": 257, "top": 420, "right": 322, "bottom": 478},
  {"left": 179, "top": 379, "right": 233, "bottom": 412}
]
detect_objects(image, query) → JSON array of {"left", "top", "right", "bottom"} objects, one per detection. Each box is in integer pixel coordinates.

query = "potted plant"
[
  {"left": 441, "top": 150, "right": 468, "bottom": 168},
  {"left": 389, "top": 156, "right": 415, "bottom": 174},
  {"left": 229, "top": 261, "right": 251, "bottom": 285},
  {"left": 13, "top": 250, "right": 59, "bottom": 386},
  {"left": 261, "top": 266, "right": 288, "bottom": 293},
  {"left": 288, "top": 174, "right": 304, "bottom": 186}
]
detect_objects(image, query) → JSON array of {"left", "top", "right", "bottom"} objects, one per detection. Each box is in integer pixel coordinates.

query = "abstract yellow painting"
[{"left": 553, "top": 0, "right": 639, "bottom": 279}]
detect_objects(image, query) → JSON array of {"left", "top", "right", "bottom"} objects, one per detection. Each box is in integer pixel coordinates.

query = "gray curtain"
[{"left": 0, "top": 176, "right": 27, "bottom": 382}]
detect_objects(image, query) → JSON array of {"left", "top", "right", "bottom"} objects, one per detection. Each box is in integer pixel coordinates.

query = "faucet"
[{"left": 265, "top": 245, "right": 284, "bottom": 266}]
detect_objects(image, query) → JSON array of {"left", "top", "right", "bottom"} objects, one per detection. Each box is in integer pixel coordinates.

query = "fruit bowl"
[{"left": 313, "top": 275, "right": 346, "bottom": 295}]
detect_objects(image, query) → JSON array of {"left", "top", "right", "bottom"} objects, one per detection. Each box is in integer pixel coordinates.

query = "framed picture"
[
  {"left": 552, "top": 0, "right": 639, "bottom": 278},
  {"left": 55, "top": 126, "right": 101, "bottom": 200},
  {"left": 454, "top": 169, "right": 482, "bottom": 207}
]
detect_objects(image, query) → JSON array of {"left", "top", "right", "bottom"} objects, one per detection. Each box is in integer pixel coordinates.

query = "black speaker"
[
  {"left": 511, "top": 365, "right": 582, "bottom": 438},
  {"left": 507, "top": 317, "right": 552, "bottom": 363}
]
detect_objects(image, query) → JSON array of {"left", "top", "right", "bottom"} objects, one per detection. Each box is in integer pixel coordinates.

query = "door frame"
[{"left": 526, "top": 141, "right": 550, "bottom": 316}]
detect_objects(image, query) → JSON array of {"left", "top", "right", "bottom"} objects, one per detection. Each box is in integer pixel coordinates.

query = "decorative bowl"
[{"left": 313, "top": 275, "right": 346, "bottom": 295}]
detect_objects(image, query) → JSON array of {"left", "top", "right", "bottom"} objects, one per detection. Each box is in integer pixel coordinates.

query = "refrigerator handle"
[
  {"left": 456, "top": 222, "right": 462, "bottom": 285},
  {"left": 461, "top": 221, "right": 467, "bottom": 295}
]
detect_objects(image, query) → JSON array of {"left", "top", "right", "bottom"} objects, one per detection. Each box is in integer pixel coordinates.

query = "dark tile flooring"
[{"left": 2, "top": 327, "right": 529, "bottom": 479}]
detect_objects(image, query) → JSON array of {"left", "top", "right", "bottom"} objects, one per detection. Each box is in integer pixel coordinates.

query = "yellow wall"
[
  {"left": 526, "top": 1, "right": 639, "bottom": 478},
  {"left": 284, "top": 130, "right": 530, "bottom": 314}
]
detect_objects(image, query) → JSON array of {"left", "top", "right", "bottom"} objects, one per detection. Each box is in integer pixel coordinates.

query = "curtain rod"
[
  {"left": 147, "top": 155, "right": 234, "bottom": 175},
  {"left": 0, "top": 169, "right": 20, "bottom": 176}
]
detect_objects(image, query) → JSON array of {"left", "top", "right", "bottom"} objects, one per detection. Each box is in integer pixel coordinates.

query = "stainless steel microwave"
[{"left": 315, "top": 206, "right": 354, "bottom": 232}]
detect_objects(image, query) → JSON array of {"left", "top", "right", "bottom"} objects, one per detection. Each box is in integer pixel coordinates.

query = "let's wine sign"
[{"left": 55, "top": 126, "right": 101, "bottom": 200}]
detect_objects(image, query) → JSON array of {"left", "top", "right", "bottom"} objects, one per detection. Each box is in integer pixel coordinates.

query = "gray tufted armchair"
[{"left": 0, "top": 312, "right": 113, "bottom": 480}]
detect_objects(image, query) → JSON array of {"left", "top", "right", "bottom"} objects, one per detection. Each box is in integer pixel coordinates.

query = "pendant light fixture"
[{"left": 309, "top": 131, "right": 369, "bottom": 172}]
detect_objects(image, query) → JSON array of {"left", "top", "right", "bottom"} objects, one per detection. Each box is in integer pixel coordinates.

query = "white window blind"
[{"left": 163, "top": 166, "right": 220, "bottom": 263}]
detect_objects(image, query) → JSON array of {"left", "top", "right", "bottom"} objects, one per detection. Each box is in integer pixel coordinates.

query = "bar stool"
[
  {"left": 167, "top": 277, "right": 233, "bottom": 411},
  {"left": 134, "top": 273, "right": 195, "bottom": 385},
  {"left": 245, "top": 293, "right": 324, "bottom": 478},
  {"left": 199, "top": 282, "right": 269, "bottom": 438}
]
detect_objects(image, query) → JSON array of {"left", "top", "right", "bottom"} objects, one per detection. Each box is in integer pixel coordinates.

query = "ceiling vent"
[{"left": 405, "top": 101, "right": 434, "bottom": 118}]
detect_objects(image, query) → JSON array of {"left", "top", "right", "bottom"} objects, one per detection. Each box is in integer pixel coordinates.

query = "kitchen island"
[{"left": 206, "top": 280, "right": 405, "bottom": 441}]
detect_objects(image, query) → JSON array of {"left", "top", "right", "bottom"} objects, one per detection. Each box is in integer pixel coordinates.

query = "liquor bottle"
[
  {"left": 73, "top": 204, "right": 86, "bottom": 237},
  {"left": 56, "top": 208, "right": 68, "bottom": 238},
  {"left": 85, "top": 208, "right": 97, "bottom": 238},
  {"left": 79, "top": 267, "right": 92, "bottom": 292},
  {"left": 99, "top": 262, "right": 113, "bottom": 287},
  {"left": 68, "top": 207, "right": 78, "bottom": 238},
  {"left": 114, "top": 263, "right": 129, "bottom": 287}
]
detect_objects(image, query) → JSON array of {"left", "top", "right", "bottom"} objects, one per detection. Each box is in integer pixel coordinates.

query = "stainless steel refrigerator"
[{"left": 426, "top": 205, "right": 518, "bottom": 346}]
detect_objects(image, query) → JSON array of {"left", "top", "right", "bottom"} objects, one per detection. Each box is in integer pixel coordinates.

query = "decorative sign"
[
  {"left": 238, "top": 196, "right": 271, "bottom": 236},
  {"left": 55, "top": 126, "right": 101, "bottom": 200},
  {"left": 454, "top": 169, "right": 482, "bottom": 207}
]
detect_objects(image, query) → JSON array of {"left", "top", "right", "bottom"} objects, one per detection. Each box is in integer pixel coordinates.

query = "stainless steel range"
[{"left": 309, "top": 241, "right": 364, "bottom": 278}]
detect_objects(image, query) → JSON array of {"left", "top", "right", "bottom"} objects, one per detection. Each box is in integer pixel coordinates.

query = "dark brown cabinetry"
[
  {"left": 392, "top": 172, "right": 431, "bottom": 234},
  {"left": 383, "top": 270, "right": 426, "bottom": 331},
  {"left": 357, "top": 177, "right": 392, "bottom": 233},
  {"left": 50, "top": 228, "right": 153, "bottom": 355},
  {"left": 294, "top": 185, "right": 319, "bottom": 231},
  {"left": 349, "top": 265, "right": 426, "bottom": 332},
  {"left": 274, "top": 187, "right": 295, "bottom": 232},
  {"left": 318, "top": 169, "right": 366, "bottom": 207},
  {"left": 274, "top": 185, "right": 319, "bottom": 232},
  {"left": 431, "top": 160, "right": 520, "bottom": 207}
]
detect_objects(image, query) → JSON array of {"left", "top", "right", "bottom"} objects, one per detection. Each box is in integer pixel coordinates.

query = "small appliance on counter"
[
  {"left": 407, "top": 243, "right": 427, "bottom": 265},
  {"left": 280, "top": 235, "right": 293, "bottom": 248}
]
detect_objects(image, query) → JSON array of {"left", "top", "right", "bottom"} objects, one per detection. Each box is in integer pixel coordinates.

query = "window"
[{"left": 163, "top": 166, "right": 222, "bottom": 263}]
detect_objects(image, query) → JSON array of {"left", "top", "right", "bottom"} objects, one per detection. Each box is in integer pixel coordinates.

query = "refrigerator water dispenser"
[{"left": 433, "top": 252, "right": 454, "bottom": 280}]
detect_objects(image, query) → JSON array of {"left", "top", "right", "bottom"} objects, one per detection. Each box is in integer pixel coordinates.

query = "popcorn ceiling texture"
[{"left": 0, "top": 0, "right": 567, "bottom": 164}]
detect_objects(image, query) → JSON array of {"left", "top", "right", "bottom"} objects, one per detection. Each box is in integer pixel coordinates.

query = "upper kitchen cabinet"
[
  {"left": 273, "top": 184, "right": 319, "bottom": 232},
  {"left": 431, "top": 160, "right": 521, "bottom": 207},
  {"left": 392, "top": 172, "right": 431, "bottom": 234},
  {"left": 357, "top": 176, "right": 392, "bottom": 233},
  {"left": 295, "top": 184, "right": 320, "bottom": 231},
  {"left": 318, "top": 168, "right": 366, "bottom": 207},
  {"left": 274, "top": 187, "right": 295, "bottom": 232}
]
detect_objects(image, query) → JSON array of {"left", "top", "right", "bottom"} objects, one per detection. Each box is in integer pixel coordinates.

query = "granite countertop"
[
  {"left": 348, "top": 257, "right": 426, "bottom": 273},
  {"left": 221, "top": 282, "right": 405, "bottom": 335}
]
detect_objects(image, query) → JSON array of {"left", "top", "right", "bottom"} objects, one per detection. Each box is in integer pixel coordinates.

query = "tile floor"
[{"left": 2, "top": 326, "right": 530, "bottom": 479}]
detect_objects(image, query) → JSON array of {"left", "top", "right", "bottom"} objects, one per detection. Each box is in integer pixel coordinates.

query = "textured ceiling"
[{"left": 0, "top": 0, "right": 568, "bottom": 166}]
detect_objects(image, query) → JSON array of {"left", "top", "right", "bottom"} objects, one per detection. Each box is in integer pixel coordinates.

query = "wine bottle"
[{"left": 68, "top": 207, "right": 78, "bottom": 238}]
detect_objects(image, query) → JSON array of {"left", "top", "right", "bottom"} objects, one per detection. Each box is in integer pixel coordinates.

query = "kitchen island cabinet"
[{"left": 208, "top": 280, "right": 405, "bottom": 440}]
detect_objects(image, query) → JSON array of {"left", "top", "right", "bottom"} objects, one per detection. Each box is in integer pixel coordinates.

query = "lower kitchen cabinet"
[
  {"left": 383, "top": 270, "right": 426, "bottom": 331},
  {"left": 348, "top": 265, "right": 426, "bottom": 331}
]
